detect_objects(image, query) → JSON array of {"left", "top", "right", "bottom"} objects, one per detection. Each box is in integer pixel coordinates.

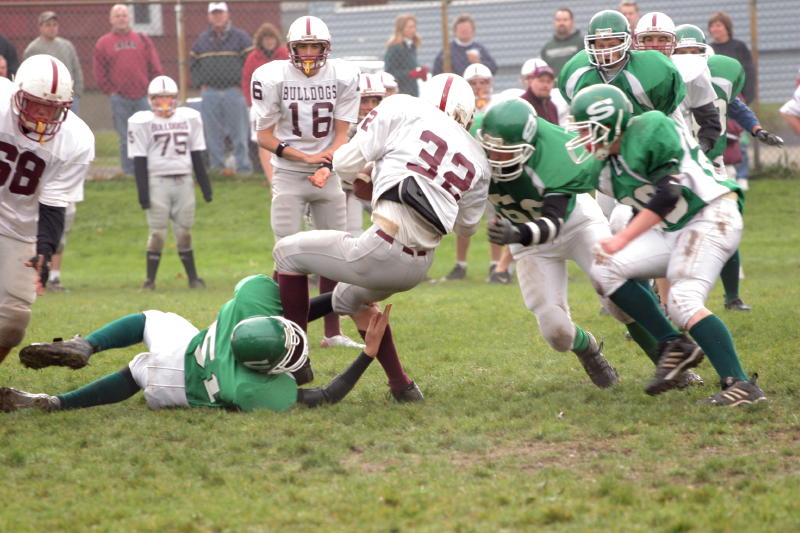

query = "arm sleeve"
[
  {"left": 517, "top": 194, "right": 569, "bottom": 246},
  {"left": 93, "top": 41, "right": 112, "bottom": 95},
  {"left": 334, "top": 68, "right": 360, "bottom": 123},
  {"left": 36, "top": 203, "right": 65, "bottom": 259},
  {"left": 729, "top": 97, "right": 760, "bottom": 133},
  {"left": 332, "top": 140, "right": 369, "bottom": 184},
  {"left": 144, "top": 34, "right": 163, "bottom": 78},
  {"left": 643, "top": 175, "right": 682, "bottom": 219},
  {"left": 191, "top": 151, "right": 212, "bottom": 202},
  {"left": 691, "top": 101, "right": 722, "bottom": 153},
  {"left": 134, "top": 157, "right": 150, "bottom": 209},
  {"left": 252, "top": 67, "right": 281, "bottom": 131},
  {"left": 296, "top": 353, "right": 374, "bottom": 407}
]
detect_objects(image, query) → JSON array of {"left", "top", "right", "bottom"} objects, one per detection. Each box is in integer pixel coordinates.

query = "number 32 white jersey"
[
  {"left": 128, "top": 107, "right": 205, "bottom": 177},
  {"left": 346, "top": 94, "right": 491, "bottom": 236},
  {"left": 0, "top": 78, "right": 94, "bottom": 244},
  {"left": 251, "top": 59, "right": 360, "bottom": 173}
]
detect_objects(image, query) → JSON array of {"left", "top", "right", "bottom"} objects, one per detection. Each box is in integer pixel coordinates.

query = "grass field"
[{"left": 1, "top": 175, "right": 798, "bottom": 532}]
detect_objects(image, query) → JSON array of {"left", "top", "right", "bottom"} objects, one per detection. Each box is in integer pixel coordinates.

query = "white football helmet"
[
  {"left": 286, "top": 16, "right": 331, "bottom": 75},
  {"left": 634, "top": 12, "right": 677, "bottom": 56},
  {"left": 147, "top": 75, "right": 179, "bottom": 117},
  {"left": 359, "top": 73, "right": 386, "bottom": 100},
  {"left": 12, "top": 54, "right": 73, "bottom": 143},
  {"left": 380, "top": 71, "right": 398, "bottom": 95},
  {"left": 422, "top": 73, "right": 475, "bottom": 129},
  {"left": 462, "top": 63, "right": 492, "bottom": 81}
]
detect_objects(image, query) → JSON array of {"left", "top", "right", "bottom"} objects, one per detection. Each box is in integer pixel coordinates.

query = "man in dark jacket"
[
  {"left": 190, "top": 2, "right": 253, "bottom": 176},
  {"left": 540, "top": 8, "right": 582, "bottom": 78}
]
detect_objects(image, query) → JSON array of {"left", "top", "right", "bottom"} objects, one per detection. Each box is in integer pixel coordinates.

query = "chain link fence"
[{"left": 1, "top": 0, "right": 798, "bottom": 172}]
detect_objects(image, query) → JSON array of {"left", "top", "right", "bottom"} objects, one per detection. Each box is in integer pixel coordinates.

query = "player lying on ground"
[
  {"left": 2, "top": 275, "right": 390, "bottom": 412},
  {"left": 566, "top": 84, "right": 766, "bottom": 406}
]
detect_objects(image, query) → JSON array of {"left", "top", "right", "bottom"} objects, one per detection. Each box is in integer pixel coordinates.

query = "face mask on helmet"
[
  {"left": 148, "top": 75, "right": 179, "bottom": 117},
  {"left": 585, "top": 10, "right": 632, "bottom": 68},
  {"left": 478, "top": 100, "right": 538, "bottom": 181},
  {"left": 358, "top": 73, "right": 385, "bottom": 119},
  {"left": 230, "top": 316, "right": 309, "bottom": 374},
  {"left": 565, "top": 85, "right": 632, "bottom": 164},
  {"left": 674, "top": 24, "right": 710, "bottom": 58},
  {"left": 287, "top": 16, "right": 331, "bottom": 76},
  {"left": 12, "top": 54, "right": 73, "bottom": 143},
  {"left": 422, "top": 73, "right": 475, "bottom": 129},
  {"left": 634, "top": 13, "right": 677, "bottom": 56}
]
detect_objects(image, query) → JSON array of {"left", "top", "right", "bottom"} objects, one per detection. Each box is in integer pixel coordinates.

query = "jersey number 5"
[{"left": 0, "top": 141, "right": 46, "bottom": 196}]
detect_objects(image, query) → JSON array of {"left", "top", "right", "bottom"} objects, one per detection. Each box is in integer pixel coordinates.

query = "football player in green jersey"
[
  {"left": 566, "top": 84, "right": 766, "bottom": 406},
  {"left": 478, "top": 99, "right": 618, "bottom": 388},
  {"left": 673, "top": 24, "right": 783, "bottom": 313},
  {"left": 558, "top": 10, "right": 686, "bottom": 120},
  {"left": 2, "top": 275, "right": 392, "bottom": 413}
]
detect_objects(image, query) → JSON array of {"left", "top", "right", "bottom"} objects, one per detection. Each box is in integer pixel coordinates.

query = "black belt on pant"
[{"left": 376, "top": 229, "right": 427, "bottom": 257}]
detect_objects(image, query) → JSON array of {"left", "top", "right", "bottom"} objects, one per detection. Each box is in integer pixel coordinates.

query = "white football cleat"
[
  {"left": 320, "top": 335, "right": 365, "bottom": 349},
  {"left": 0, "top": 387, "right": 61, "bottom": 412}
]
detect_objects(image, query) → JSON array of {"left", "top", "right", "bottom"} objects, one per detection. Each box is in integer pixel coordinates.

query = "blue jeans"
[
  {"left": 201, "top": 87, "right": 252, "bottom": 174},
  {"left": 111, "top": 94, "right": 149, "bottom": 175}
]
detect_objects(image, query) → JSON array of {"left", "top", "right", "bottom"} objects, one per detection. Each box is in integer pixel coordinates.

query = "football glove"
[
  {"left": 487, "top": 218, "right": 522, "bottom": 245},
  {"left": 754, "top": 128, "right": 784, "bottom": 146}
]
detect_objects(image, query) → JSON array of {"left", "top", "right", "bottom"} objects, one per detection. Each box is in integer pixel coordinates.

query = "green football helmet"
[
  {"left": 230, "top": 316, "right": 308, "bottom": 374},
  {"left": 565, "top": 85, "right": 633, "bottom": 164},
  {"left": 477, "top": 99, "right": 537, "bottom": 181},
  {"left": 585, "top": 10, "right": 632, "bottom": 68},
  {"left": 674, "top": 24, "right": 710, "bottom": 58}
]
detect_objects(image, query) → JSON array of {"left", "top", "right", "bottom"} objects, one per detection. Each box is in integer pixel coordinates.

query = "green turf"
[{"left": 1, "top": 176, "right": 798, "bottom": 532}]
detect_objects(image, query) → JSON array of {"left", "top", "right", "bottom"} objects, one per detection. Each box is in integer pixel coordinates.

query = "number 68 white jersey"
[
  {"left": 127, "top": 107, "right": 205, "bottom": 177},
  {"left": 250, "top": 59, "right": 360, "bottom": 173}
]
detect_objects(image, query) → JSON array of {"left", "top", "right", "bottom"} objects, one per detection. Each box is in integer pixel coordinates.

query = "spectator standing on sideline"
[
  {"left": 94, "top": 4, "right": 163, "bottom": 176},
  {"left": 708, "top": 11, "right": 757, "bottom": 189},
  {"left": 433, "top": 14, "right": 497, "bottom": 76},
  {"left": 25, "top": 12, "right": 84, "bottom": 115},
  {"left": 191, "top": 2, "right": 253, "bottom": 176},
  {"left": 618, "top": 2, "right": 640, "bottom": 32},
  {"left": 0, "top": 57, "right": 7, "bottom": 79},
  {"left": 241, "top": 22, "right": 289, "bottom": 184},
  {"left": 0, "top": 35, "right": 18, "bottom": 77},
  {"left": 780, "top": 83, "right": 800, "bottom": 134},
  {"left": 540, "top": 8, "right": 583, "bottom": 78},
  {"left": 520, "top": 58, "right": 561, "bottom": 125},
  {"left": 384, "top": 14, "right": 425, "bottom": 97}
]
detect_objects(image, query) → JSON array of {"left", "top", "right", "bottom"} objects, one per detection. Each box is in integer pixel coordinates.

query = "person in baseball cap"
[
  {"left": 520, "top": 58, "right": 561, "bottom": 125},
  {"left": 208, "top": 2, "right": 228, "bottom": 13}
]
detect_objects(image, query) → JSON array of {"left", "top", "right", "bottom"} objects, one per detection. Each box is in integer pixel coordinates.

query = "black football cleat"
[
  {"left": 19, "top": 336, "right": 96, "bottom": 370},
  {"left": 646, "top": 335, "right": 704, "bottom": 396},
  {"left": 391, "top": 381, "right": 424, "bottom": 402},
  {"left": 574, "top": 333, "right": 619, "bottom": 388},
  {"left": 700, "top": 374, "right": 766, "bottom": 406},
  {"left": 724, "top": 298, "right": 752, "bottom": 311}
]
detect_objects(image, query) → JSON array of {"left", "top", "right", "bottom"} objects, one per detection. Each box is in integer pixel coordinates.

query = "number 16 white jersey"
[
  {"left": 128, "top": 107, "right": 205, "bottom": 177},
  {"left": 251, "top": 59, "right": 360, "bottom": 173}
]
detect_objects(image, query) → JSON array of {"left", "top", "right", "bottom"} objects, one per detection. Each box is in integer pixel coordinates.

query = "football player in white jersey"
[
  {"left": 128, "top": 75, "right": 211, "bottom": 291},
  {"left": 634, "top": 12, "right": 721, "bottom": 154},
  {"left": 0, "top": 54, "right": 94, "bottom": 364},
  {"left": 273, "top": 73, "right": 491, "bottom": 401},
  {"left": 251, "top": 16, "right": 362, "bottom": 351}
]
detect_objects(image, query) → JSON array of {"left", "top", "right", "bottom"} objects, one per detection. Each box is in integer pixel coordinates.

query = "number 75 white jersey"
[
  {"left": 127, "top": 107, "right": 205, "bottom": 177},
  {"left": 349, "top": 94, "right": 491, "bottom": 234}
]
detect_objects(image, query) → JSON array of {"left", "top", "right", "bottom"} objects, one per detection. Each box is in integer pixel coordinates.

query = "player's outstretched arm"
[
  {"left": 191, "top": 151, "right": 212, "bottom": 202},
  {"left": 296, "top": 305, "right": 391, "bottom": 407}
]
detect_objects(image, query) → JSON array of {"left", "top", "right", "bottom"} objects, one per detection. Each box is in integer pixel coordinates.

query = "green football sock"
[
  {"left": 571, "top": 326, "right": 590, "bottom": 353},
  {"left": 57, "top": 368, "right": 141, "bottom": 410},
  {"left": 688, "top": 314, "right": 748, "bottom": 381},
  {"left": 610, "top": 281, "right": 681, "bottom": 343},
  {"left": 85, "top": 313, "right": 147, "bottom": 352},
  {"left": 720, "top": 250, "right": 740, "bottom": 302},
  {"left": 626, "top": 322, "right": 660, "bottom": 364}
]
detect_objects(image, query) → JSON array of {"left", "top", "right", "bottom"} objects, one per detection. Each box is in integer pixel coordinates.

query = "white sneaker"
[
  {"left": 320, "top": 335, "right": 365, "bottom": 349},
  {"left": 0, "top": 387, "right": 60, "bottom": 412}
]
